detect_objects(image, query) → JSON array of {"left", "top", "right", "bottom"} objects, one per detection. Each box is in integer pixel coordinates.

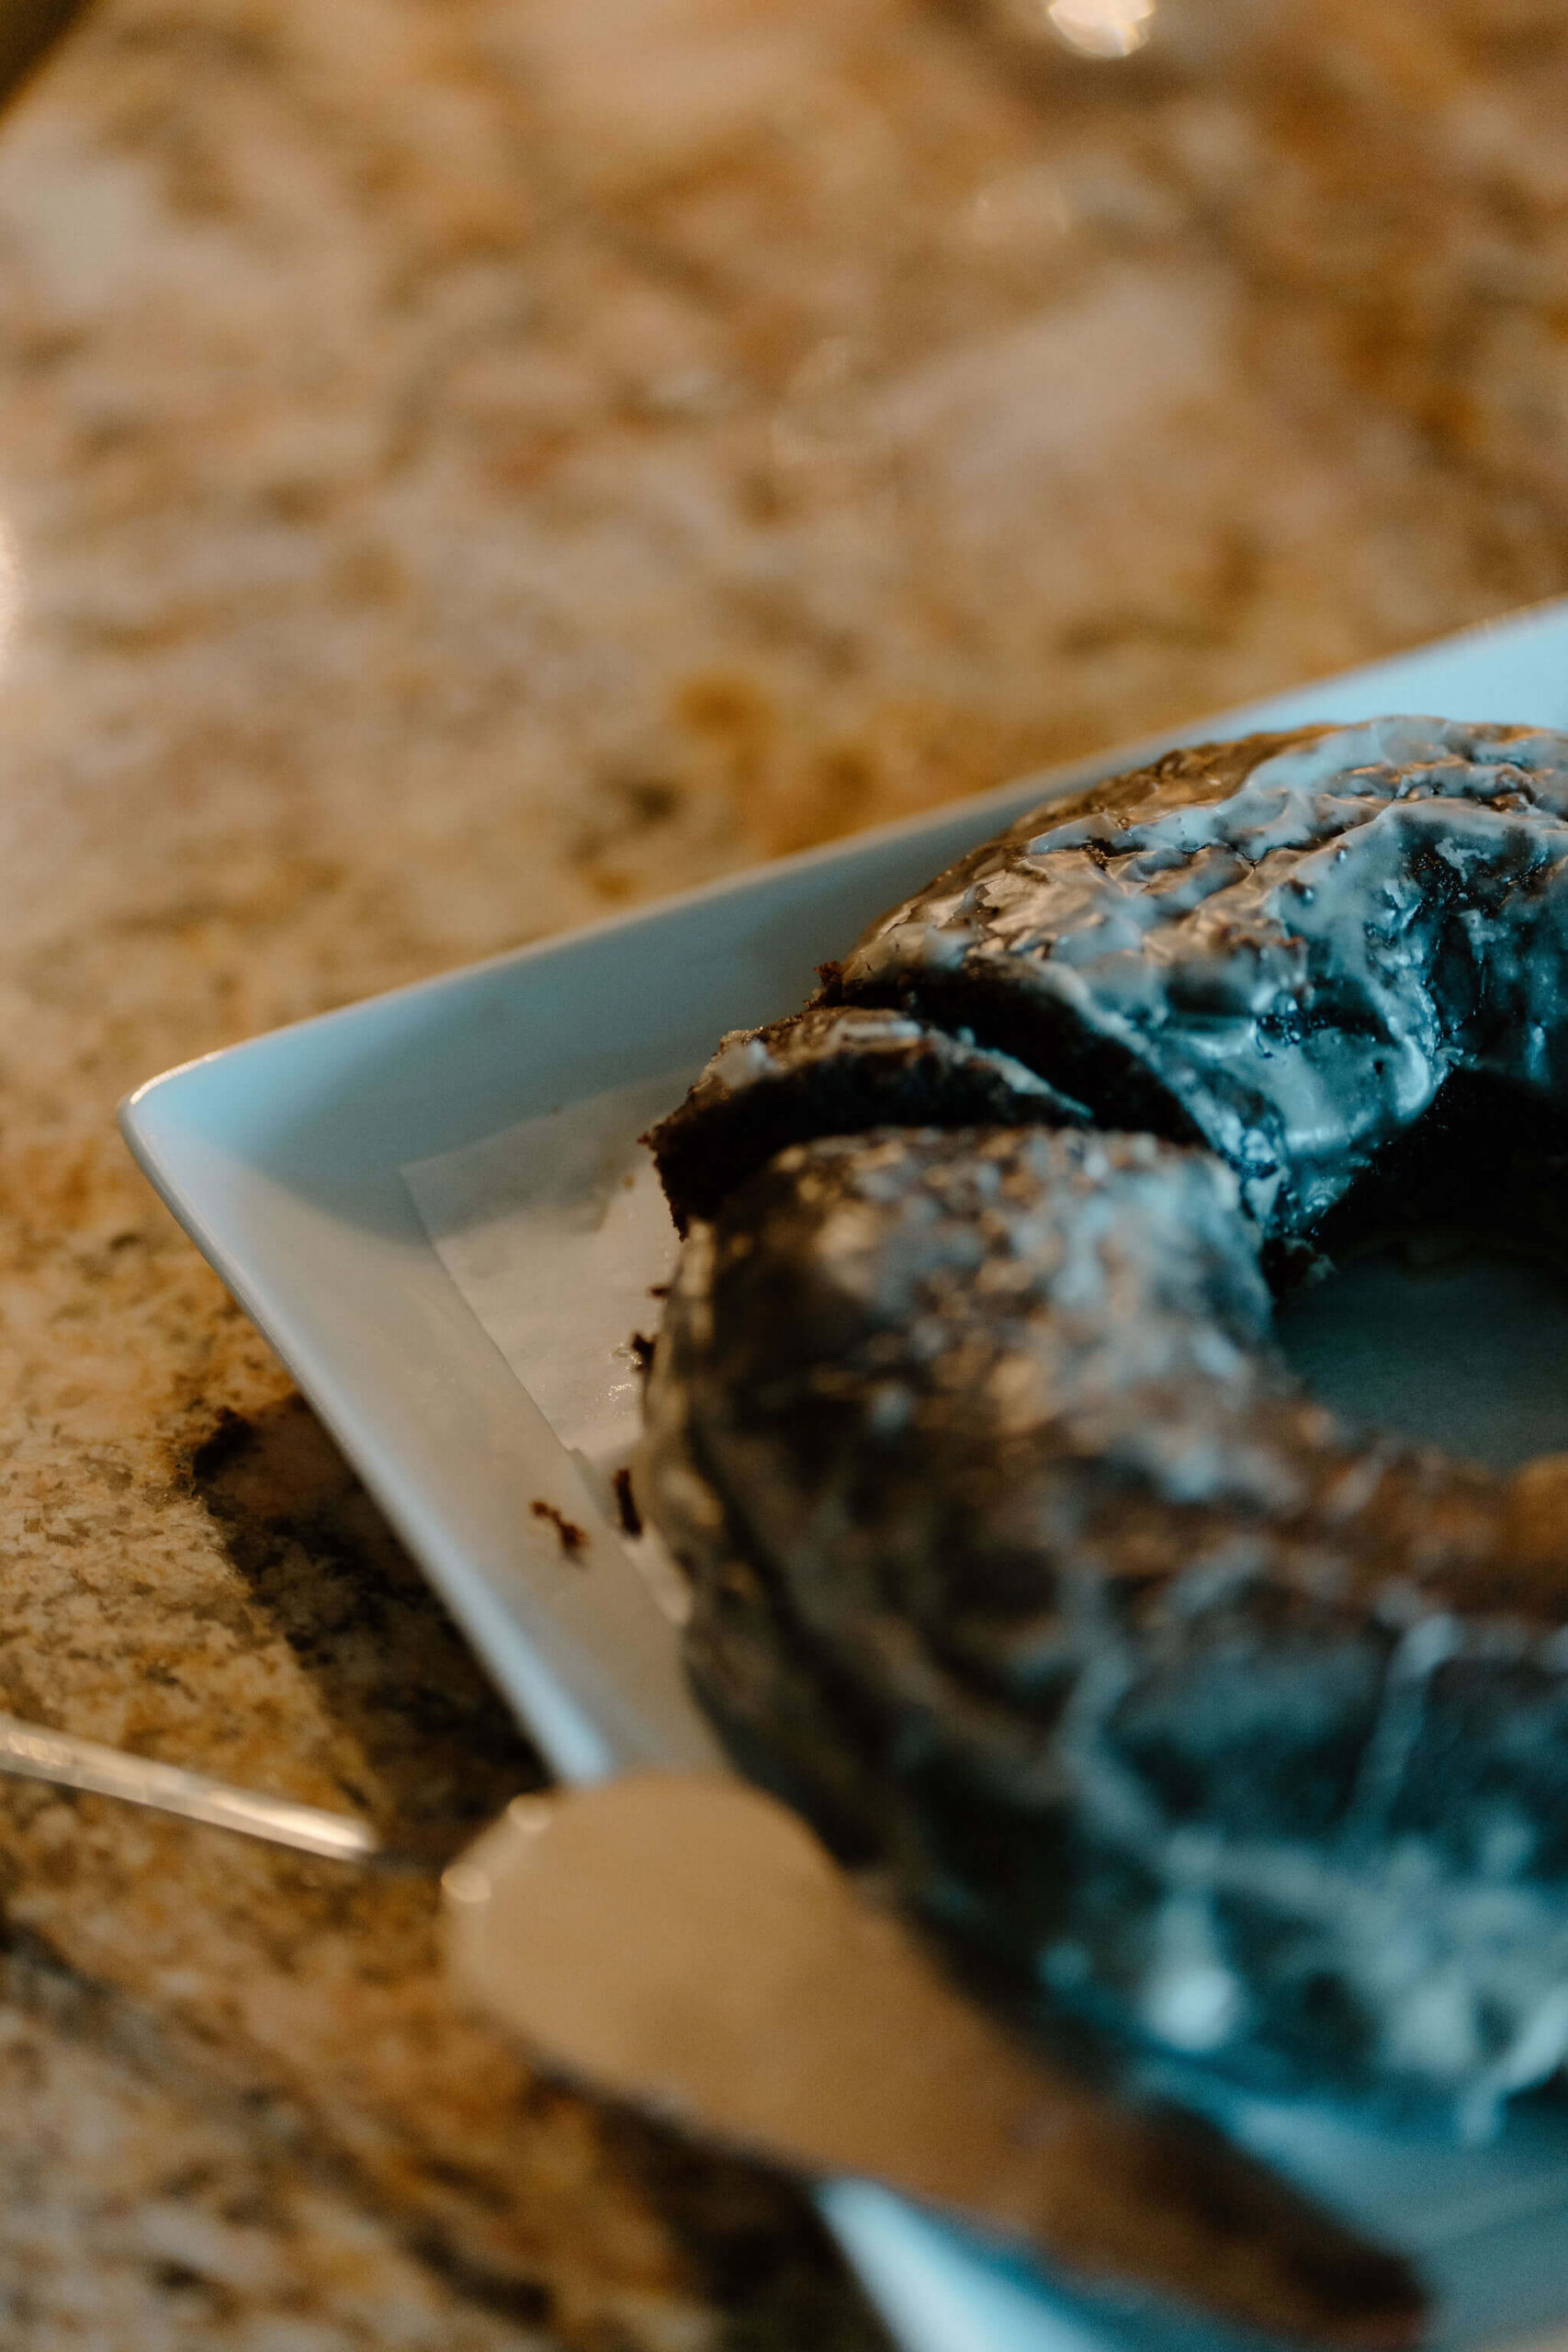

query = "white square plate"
[{"left": 123, "top": 599, "right": 1568, "bottom": 2352}]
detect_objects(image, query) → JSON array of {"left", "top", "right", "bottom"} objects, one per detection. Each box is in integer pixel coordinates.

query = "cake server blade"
[{"left": 445, "top": 1770, "right": 1424, "bottom": 2349}]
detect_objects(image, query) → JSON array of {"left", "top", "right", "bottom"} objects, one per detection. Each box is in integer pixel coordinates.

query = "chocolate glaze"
[{"left": 833, "top": 718, "right": 1568, "bottom": 1236}]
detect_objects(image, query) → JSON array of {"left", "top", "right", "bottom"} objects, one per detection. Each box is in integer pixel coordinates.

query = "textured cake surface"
[
  {"left": 644, "top": 1126, "right": 1568, "bottom": 2127},
  {"left": 834, "top": 718, "right": 1568, "bottom": 1236}
]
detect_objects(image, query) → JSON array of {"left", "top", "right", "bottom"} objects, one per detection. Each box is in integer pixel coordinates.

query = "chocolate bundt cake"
[{"left": 642, "top": 717, "right": 1568, "bottom": 2130}]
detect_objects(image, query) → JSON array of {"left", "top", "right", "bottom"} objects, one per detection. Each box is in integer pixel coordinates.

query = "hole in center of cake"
[{"left": 1275, "top": 1244, "right": 1568, "bottom": 1472}]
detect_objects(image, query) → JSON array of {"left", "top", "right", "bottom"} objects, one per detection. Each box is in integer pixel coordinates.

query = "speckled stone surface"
[{"left": 1, "top": 0, "right": 1568, "bottom": 2340}]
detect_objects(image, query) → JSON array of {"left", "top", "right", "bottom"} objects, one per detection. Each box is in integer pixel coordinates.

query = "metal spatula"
[
  {"left": 445, "top": 1770, "right": 1423, "bottom": 2349},
  {"left": 0, "top": 1711, "right": 1423, "bottom": 2342}
]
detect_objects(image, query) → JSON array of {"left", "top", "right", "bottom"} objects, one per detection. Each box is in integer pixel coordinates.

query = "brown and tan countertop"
[{"left": 0, "top": 0, "right": 1564, "bottom": 2341}]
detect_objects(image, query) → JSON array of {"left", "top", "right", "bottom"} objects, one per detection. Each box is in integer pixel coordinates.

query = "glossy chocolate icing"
[{"left": 834, "top": 718, "right": 1568, "bottom": 1236}]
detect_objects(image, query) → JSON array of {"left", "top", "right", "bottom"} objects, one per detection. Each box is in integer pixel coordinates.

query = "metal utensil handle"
[{"left": 0, "top": 1713, "right": 379, "bottom": 1862}]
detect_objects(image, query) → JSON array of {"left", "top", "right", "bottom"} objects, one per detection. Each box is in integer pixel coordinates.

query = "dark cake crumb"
[
  {"left": 612, "top": 1466, "right": 643, "bottom": 1539},
  {"left": 530, "top": 1498, "right": 587, "bottom": 1557}
]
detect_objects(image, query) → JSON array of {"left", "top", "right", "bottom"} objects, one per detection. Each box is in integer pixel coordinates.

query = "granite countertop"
[{"left": 0, "top": 0, "right": 1565, "bottom": 2341}]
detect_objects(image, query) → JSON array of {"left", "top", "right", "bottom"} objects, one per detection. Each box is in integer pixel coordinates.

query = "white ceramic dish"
[{"left": 123, "top": 599, "right": 1568, "bottom": 2352}]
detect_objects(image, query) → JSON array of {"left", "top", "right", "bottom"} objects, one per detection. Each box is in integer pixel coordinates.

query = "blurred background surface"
[
  {"left": 0, "top": 1, "right": 1565, "bottom": 2346},
  {"left": 0, "top": 0, "right": 84, "bottom": 108}
]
